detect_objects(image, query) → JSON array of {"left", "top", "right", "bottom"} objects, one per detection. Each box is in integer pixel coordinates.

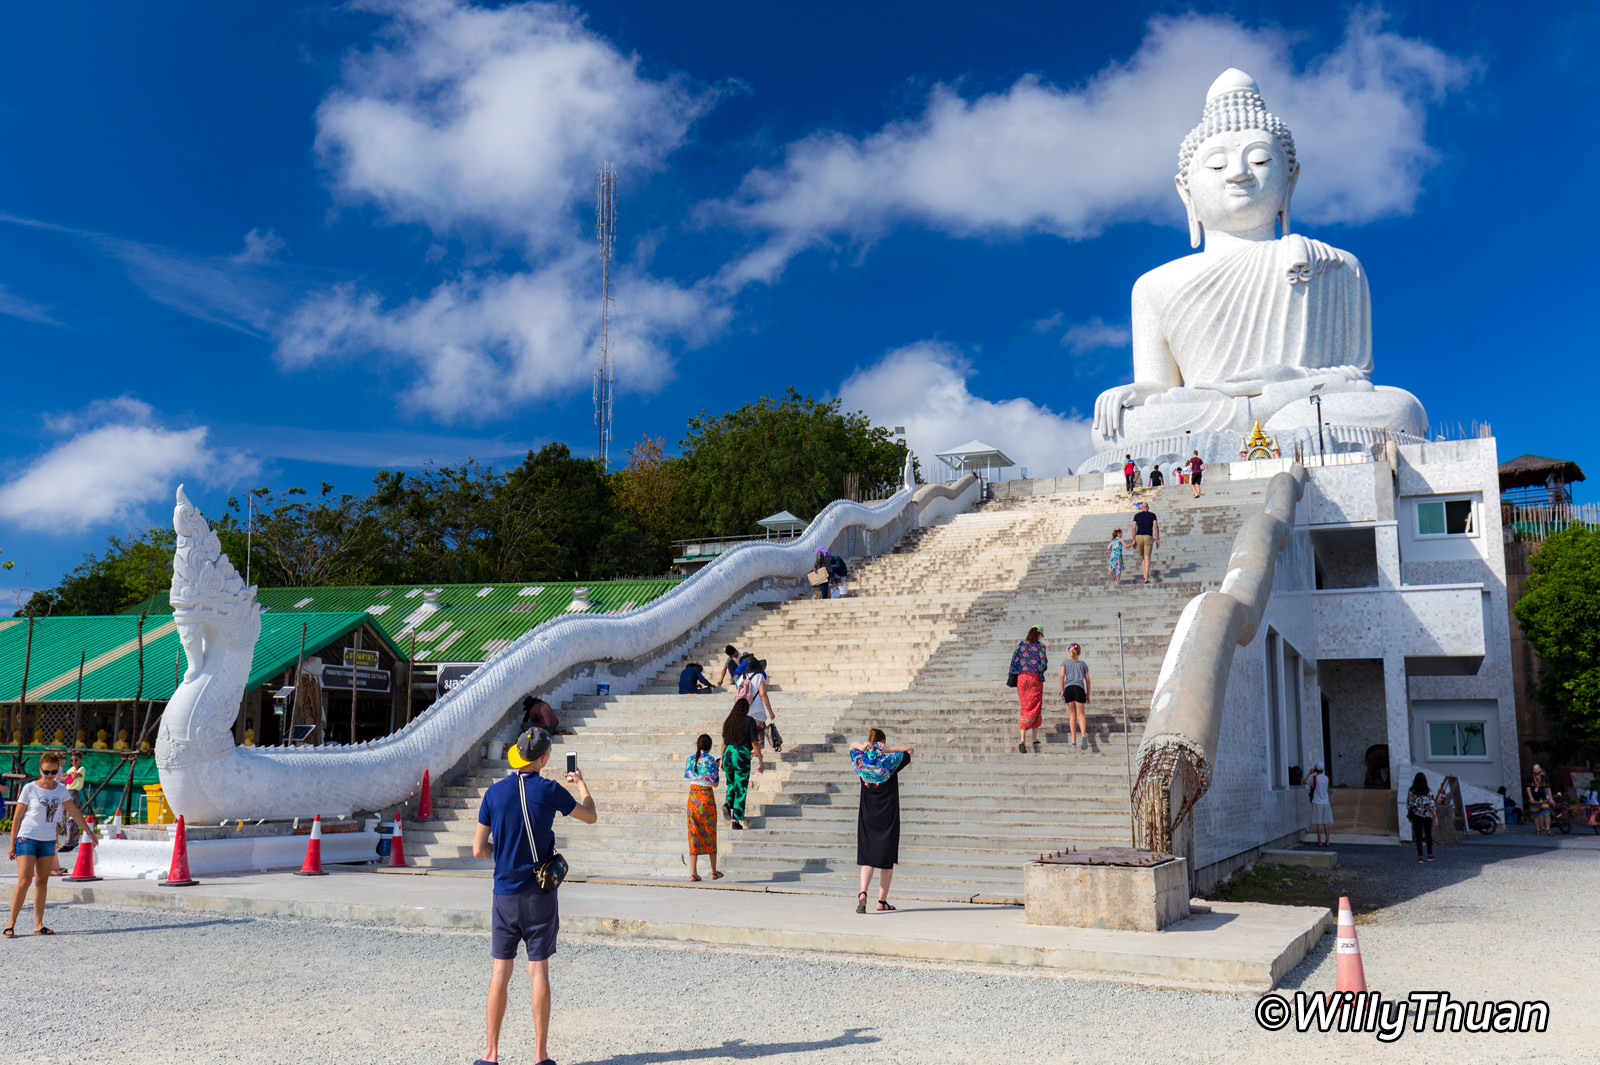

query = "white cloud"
[
  {"left": 718, "top": 10, "right": 1475, "bottom": 284},
  {"left": 278, "top": 258, "right": 722, "bottom": 420},
  {"left": 316, "top": 0, "right": 708, "bottom": 247},
  {"left": 838, "top": 342, "right": 1093, "bottom": 478},
  {"left": 1059, "top": 317, "right": 1131, "bottom": 354},
  {"left": 282, "top": 0, "right": 723, "bottom": 419},
  {"left": 0, "top": 283, "right": 59, "bottom": 326},
  {"left": 0, "top": 400, "right": 257, "bottom": 531},
  {"left": 232, "top": 228, "right": 288, "bottom": 265}
]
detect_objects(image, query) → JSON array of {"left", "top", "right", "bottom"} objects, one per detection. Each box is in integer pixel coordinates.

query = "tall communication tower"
[{"left": 593, "top": 163, "right": 617, "bottom": 469}]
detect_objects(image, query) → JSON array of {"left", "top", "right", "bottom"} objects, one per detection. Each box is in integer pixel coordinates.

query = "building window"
[
  {"left": 1427, "top": 720, "right": 1488, "bottom": 760},
  {"left": 1416, "top": 498, "right": 1475, "bottom": 537}
]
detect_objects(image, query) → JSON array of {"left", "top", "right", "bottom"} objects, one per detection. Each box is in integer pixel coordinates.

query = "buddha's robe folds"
[
  {"left": 1122, "top": 235, "right": 1424, "bottom": 440},
  {"left": 1165, "top": 235, "right": 1369, "bottom": 385}
]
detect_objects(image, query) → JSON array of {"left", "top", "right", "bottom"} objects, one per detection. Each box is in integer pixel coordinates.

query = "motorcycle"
[{"left": 1464, "top": 802, "right": 1499, "bottom": 835}]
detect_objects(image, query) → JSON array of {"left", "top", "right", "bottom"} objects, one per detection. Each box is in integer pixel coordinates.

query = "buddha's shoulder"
[{"left": 1132, "top": 254, "right": 1209, "bottom": 306}]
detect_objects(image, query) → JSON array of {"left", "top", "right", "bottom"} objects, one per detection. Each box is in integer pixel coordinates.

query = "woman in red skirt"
[{"left": 1009, "top": 626, "right": 1049, "bottom": 753}]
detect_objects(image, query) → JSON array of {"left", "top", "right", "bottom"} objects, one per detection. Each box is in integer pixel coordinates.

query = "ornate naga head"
[
  {"left": 1175, "top": 69, "right": 1299, "bottom": 248},
  {"left": 171, "top": 486, "right": 261, "bottom": 662}
]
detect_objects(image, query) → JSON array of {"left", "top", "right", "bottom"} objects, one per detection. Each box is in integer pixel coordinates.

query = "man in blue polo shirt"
[{"left": 473, "top": 729, "right": 597, "bottom": 1065}]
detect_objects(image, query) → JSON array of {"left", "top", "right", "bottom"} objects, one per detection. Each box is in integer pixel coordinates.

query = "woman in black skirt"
[{"left": 850, "top": 727, "right": 914, "bottom": 913}]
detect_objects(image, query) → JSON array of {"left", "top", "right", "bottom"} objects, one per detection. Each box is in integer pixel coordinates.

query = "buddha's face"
[{"left": 1181, "top": 129, "right": 1295, "bottom": 235}]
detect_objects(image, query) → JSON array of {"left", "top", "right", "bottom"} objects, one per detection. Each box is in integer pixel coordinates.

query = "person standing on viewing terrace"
[
  {"left": 1009, "top": 627, "right": 1049, "bottom": 753},
  {"left": 684, "top": 733, "right": 724, "bottom": 882},
  {"left": 721, "top": 698, "right": 761, "bottom": 830},
  {"left": 8, "top": 751, "right": 98, "bottom": 938},
  {"left": 1188, "top": 451, "right": 1205, "bottom": 498},
  {"left": 473, "top": 728, "right": 597, "bottom": 1065},
  {"left": 851, "top": 728, "right": 913, "bottom": 913}
]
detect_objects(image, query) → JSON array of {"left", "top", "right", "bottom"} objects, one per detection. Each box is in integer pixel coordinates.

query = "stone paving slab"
[{"left": 52, "top": 869, "right": 1327, "bottom": 992}]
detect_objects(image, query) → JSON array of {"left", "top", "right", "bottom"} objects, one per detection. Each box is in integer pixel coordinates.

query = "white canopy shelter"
[
  {"left": 757, "top": 510, "right": 808, "bottom": 538},
  {"left": 934, "top": 440, "right": 1016, "bottom": 480}
]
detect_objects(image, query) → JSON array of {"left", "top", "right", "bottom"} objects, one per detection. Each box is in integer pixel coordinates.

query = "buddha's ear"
[
  {"left": 1176, "top": 173, "right": 1202, "bottom": 248},
  {"left": 1280, "top": 162, "right": 1300, "bottom": 237}
]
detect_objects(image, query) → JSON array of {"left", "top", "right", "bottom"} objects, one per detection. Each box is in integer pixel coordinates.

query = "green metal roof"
[
  {"left": 121, "top": 578, "right": 681, "bottom": 663},
  {"left": 0, "top": 612, "right": 396, "bottom": 703}
]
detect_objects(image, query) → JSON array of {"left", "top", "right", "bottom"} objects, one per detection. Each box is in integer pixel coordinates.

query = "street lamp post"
[{"left": 1309, "top": 384, "right": 1326, "bottom": 466}]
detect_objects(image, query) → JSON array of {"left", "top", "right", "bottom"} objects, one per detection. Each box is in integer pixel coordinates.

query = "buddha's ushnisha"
[{"left": 1092, "top": 69, "right": 1427, "bottom": 444}]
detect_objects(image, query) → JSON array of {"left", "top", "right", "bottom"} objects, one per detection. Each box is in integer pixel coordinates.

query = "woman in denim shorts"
[{"left": 8, "top": 752, "right": 98, "bottom": 937}]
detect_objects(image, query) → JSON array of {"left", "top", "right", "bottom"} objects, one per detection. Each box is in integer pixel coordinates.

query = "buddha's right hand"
[{"left": 1093, "top": 383, "right": 1144, "bottom": 437}]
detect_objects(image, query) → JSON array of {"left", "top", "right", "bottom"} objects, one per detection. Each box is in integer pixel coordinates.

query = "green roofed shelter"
[
  {"left": 121, "top": 578, "right": 681, "bottom": 664},
  {"left": 0, "top": 612, "right": 401, "bottom": 704}
]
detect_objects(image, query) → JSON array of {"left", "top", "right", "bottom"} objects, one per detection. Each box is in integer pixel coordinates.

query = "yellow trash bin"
[{"left": 143, "top": 784, "right": 175, "bottom": 825}]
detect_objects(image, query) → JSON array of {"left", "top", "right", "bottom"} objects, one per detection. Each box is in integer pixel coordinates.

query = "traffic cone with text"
[
  {"left": 417, "top": 770, "right": 435, "bottom": 820},
  {"left": 65, "top": 815, "right": 102, "bottom": 882},
  {"left": 389, "top": 811, "right": 406, "bottom": 868},
  {"left": 164, "top": 815, "right": 199, "bottom": 886},
  {"left": 1334, "top": 896, "right": 1366, "bottom": 993},
  {"left": 295, "top": 815, "right": 329, "bottom": 876}
]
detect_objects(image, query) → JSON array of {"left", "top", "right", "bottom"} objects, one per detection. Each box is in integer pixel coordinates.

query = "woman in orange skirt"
[
  {"left": 684, "top": 733, "right": 724, "bottom": 881},
  {"left": 1009, "top": 626, "right": 1049, "bottom": 753}
]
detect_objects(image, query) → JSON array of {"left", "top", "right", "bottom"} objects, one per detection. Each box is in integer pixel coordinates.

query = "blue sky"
[{"left": 2, "top": 1, "right": 1596, "bottom": 603}]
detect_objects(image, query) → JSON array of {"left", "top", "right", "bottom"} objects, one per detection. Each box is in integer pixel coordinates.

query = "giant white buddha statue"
[{"left": 1092, "top": 69, "right": 1427, "bottom": 446}]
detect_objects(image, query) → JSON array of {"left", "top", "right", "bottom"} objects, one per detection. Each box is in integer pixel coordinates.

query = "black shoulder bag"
[{"left": 517, "top": 773, "right": 569, "bottom": 893}]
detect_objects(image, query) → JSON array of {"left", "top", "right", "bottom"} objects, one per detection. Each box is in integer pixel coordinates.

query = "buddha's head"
[{"left": 1176, "top": 69, "right": 1298, "bottom": 248}]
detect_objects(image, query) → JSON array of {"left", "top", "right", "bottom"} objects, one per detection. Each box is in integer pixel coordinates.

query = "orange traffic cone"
[
  {"left": 1334, "top": 895, "right": 1366, "bottom": 993},
  {"left": 65, "top": 816, "right": 102, "bottom": 882},
  {"left": 389, "top": 811, "right": 406, "bottom": 868},
  {"left": 164, "top": 815, "right": 199, "bottom": 887},
  {"left": 295, "top": 815, "right": 329, "bottom": 876},
  {"left": 417, "top": 770, "right": 435, "bottom": 820}
]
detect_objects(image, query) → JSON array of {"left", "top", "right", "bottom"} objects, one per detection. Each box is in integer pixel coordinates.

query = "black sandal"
[
  {"left": 3, "top": 926, "right": 14, "bottom": 938},
  {"left": 856, "top": 892, "right": 868, "bottom": 914},
  {"left": 876, "top": 899, "right": 896, "bottom": 912},
  {"left": 34, "top": 926, "right": 54, "bottom": 935}
]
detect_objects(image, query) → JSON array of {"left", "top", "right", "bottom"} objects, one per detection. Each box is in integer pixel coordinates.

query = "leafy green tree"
[
  {"left": 225, "top": 483, "right": 386, "bottom": 588},
  {"left": 20, "top": 528, "right": 177, "bottom": 616},
  {"left": 1514, "top": 525, "right": 1600, "bottom": 759},
  {"left": 679, "top": 388, "right": 905, "bottom": 536},
  {"left": 610, "top": 435, "right": 688, "bottom": 573}
]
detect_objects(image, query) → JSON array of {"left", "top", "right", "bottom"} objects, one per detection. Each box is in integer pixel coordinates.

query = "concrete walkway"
[{"left": 52, "top": 868, "right": 1327, "bottom": 992}]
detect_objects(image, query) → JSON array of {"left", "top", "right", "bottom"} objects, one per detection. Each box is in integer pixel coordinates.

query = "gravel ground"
[{"left": 3, "top": 842, "right": 1594, "bottom": 1064}]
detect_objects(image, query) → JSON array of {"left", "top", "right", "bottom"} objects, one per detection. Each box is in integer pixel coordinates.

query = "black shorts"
[
  {"left": 491, "top": 889, "right": 560, "bottom": 961},
  {"left": 1063, "top": 685, "right": 1087, "bottom": 704},
  {"left": 1190, "top": 470, "right": 1203, "bottom": 484}
]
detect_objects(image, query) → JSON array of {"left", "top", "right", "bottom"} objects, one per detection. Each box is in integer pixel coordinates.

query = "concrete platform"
[{"left": 52, "top": 869, "right": 1328, "bottom": 991}]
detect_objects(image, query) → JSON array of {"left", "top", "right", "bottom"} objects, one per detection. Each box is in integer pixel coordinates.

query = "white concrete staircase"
[{"left": 405, "top": 480, "right": 1267, "bottom": 901}]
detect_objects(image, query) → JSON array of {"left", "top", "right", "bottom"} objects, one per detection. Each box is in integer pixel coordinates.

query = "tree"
[
  {"left": 678, "top": 388, "right": 905, "bottom": 536},
  {"left": 1514, "top": 525, "right": 1600, "bottom": 760},
  {"left": 19, "top": 528, "right": 178, "bottom": 616},
  {"left": 610, "top": 435, "right": 688, "bottom": 573},
  {"left": 228, "top": 484, "right": 387, "bottom": 588}
]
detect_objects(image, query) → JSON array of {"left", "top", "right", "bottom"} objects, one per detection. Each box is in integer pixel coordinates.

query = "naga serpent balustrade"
[{"left": 156, "top": 475, "right": 964, "bottom": 822}]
